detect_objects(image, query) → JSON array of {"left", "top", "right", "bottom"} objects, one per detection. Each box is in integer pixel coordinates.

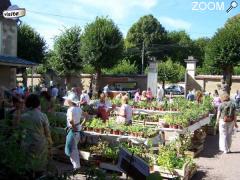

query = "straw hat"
[{"left": 63, "top": 93, "right": 80, "bottom": 104}]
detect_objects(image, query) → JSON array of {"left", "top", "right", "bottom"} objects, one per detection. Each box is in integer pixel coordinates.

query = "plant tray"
[
  {"left": 185, "top": 144, "right": 204, "bottom": 158},
  {"left": 153, "top": 162, "right": 195, "bottom": 180}
]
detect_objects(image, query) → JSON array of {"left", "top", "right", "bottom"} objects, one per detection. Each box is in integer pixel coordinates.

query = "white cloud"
[{"left": 159, "top": 16, "right": 191, "bottom": 30}]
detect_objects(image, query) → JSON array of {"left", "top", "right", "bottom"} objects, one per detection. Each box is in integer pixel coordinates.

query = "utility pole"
[{"left": 141, "top": 41, "right": 145, "bottom": 74}]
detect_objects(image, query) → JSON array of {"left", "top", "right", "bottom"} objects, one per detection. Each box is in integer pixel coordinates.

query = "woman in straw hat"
[
  {"left": 64, "top": 93, "right": 86, "bottom": 170},
  {"left": 215, "top": 93, "right": 238, "bottom": 154}
]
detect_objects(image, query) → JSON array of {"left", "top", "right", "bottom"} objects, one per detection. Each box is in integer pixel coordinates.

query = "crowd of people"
[{"left": 1, "top": 82, "right": 240, "bottom": 173}]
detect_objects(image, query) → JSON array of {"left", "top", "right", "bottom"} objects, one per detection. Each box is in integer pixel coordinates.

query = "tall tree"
[
  {"left": 125, "top": 15, "right": 167, "bottom": 72},
  {"left": 157, "top": 59, "right": 185, "bottom": 89},
  {"left": 205, "top": 15, "right": 240, "bottom": 93},
  {"left": 48, "top": 26, "right": 82, "bottom": 85},
  {"left": 81, "top": 17, "right": 124, "bottom": 92},
  {"left": 167, "top": 30, "right": 195, "bottom": 65},
  {"left": 17, "top": 24, "right": 46, "bottom": 86}
]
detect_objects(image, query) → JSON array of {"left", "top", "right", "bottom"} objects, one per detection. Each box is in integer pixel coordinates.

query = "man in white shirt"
[{"left": 80, "top": 90, "right": 90, "bottom": 105}]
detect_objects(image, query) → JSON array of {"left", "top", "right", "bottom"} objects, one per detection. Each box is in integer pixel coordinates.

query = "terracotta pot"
[
  {"left": 110, "top": 129, "right": 114, "bottom": 134},
  {"left": 137, "top": 132, "right": 143, "bottom": 137},
  {"left": 113, "top": 130, "right": 120, "bottom": 135},
  {"left": 100, "top": 128, "right": 105, "bottom": 134},
  {"left": 119, "top": 131, "right": 124, "bottom": 135},
  {"left": 169, "top": 125, "right": 174, "bottom": 128},
  {"left": 178, "top": 125, "right": 183, "bottom": 129},
  {"left": 163, "top": 124, "right": 169, "bottom": 128},
  {"left": 173, "top": 125, "right": 178, "bottom": 129}
]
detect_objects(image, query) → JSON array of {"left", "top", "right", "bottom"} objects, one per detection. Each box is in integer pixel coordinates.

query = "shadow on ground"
[
  {"left": 191, "top": 170, "right": 207, "bottom": 180},
  {"left": 199, "top": 135, "right": 219, "bottom": 158}
]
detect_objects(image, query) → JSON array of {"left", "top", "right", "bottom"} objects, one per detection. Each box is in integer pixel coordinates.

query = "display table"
[
  {"left": 84, "top": 131, "right": 163, "bottom": 145},
  {"left": 132, "top": 108, "right": 180, "bottom": 115},
  {"left": 158, "top": 115, "right": 212, "bottom": 144}
]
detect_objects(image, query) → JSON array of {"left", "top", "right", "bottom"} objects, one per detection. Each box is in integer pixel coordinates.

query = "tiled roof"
[{"left": 0, "top": 54, "right": 37, "bottom": 67}]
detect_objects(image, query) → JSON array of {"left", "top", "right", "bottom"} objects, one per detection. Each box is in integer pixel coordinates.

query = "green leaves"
[
  {"left": 81, "top": 17, "right": 124, "bottom": 70},
  {"left": 17, "top": 24, "right": 46, "bottom": 63},
  {"left": 102, "top": 58, "right": 138, "bottom": 75},
  {"left": 157, "top": 58, "right": 185, "bottom": 84},
  {"left": 48, "top": 26, "right": 83, "bottom": 76}
]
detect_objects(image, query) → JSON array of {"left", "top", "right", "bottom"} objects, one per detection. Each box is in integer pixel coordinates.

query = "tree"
[
  {"left": 81, "top": 17, "right": 124, "bottom": 92},
  {"left": 102, "top": 58, "right": 138, "bottom": 75},
  {"left": 48, "top": 26, "right": 82, "bottom": 85},
  {"left": 192, "top": 37, "right": 210, "bottom": 67},
  {"left": 17, "top": 24, "right": 47, "bottom": 86},
  {"left": 167, "top": 31, "right": 196, "bottom": 65},
  {"left": 157, "top": 59, "right": 185, "bottom": 89},
  {"left": 205, "top": 15, "right": 240, "bottom": 93},
  {"left": 125, "top": 15, "right": 167, "bottom": 72}
]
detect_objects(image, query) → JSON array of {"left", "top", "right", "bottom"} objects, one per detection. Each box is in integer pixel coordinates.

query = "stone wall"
[
  {"left": 16, "top": 74, "right": 147, "bottom": 91},
  {"left": 0, "top": 65, "right": 16, "bottom": 89},
  {"left": 0, "top": 17, "right": 17, "bottom": 56}
]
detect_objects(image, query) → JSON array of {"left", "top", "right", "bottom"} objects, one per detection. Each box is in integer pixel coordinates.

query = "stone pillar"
[
  {"left": 185, "top": 56, "right": 198, "bottom": 79},
  {"left": 147, "top": 61, "right": 158, "bottom": 97},
  {"left": 184, "top": 56, "right": 198, "bottom": 96}
]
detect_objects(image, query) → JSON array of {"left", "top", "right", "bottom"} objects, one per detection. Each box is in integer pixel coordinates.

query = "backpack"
[{"left": 222, "top": 101, "right": 235, "bottom": 122}]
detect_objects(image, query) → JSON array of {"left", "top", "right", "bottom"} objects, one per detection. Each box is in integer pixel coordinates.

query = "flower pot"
[
  {"left": 110, "top": 129, "right": 114, "bottom": 134},
  {"left": 119, "top": 131, "right": 124, "bottom": 135},
  {"left": 163, "top": 124, "right": 169, "bottom": 128},
  {"left": 137, "top": 132, "right": 143, "bottom": 137},
  {"left": 173, "top": 125, "right": 178, "bottom": 129},
  {"left": 100, "top": 128, "right": 105, "bottom": 134},
  {"left": 178, "top": 125, "right": 183, "bottom": 129},
  {"left": 113, "top": 130, "right": 120, "bottom": 135}
]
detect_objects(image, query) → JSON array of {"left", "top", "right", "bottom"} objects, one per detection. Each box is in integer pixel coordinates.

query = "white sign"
[{"left": 3, "top": 5, "right": 26, "bottom": 19}]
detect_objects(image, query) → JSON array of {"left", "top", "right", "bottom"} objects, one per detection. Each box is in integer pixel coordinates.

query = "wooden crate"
[
  {"left": 153, "top": 162, "right": 196, "bottom": 180},
  {"left": 185, "top": 144, "right": 204, "bottom": 158}
]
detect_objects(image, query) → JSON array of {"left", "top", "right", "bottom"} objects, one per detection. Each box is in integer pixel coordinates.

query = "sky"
[{"left": 11, "top": 0, "right": 240, "bottom": 49}]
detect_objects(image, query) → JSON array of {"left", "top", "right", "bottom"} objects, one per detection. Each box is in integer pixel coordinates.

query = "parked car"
[{"left": 165, "top": 85, "right": 184, "bottom": 95}]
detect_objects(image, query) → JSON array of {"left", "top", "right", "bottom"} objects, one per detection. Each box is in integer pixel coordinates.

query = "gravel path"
[{"left": 192, "top": 125, "right": 240, "bottom": 180}]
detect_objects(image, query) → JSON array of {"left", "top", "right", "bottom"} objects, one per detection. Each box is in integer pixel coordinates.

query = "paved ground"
[{"left": 192, "top": 124, "right": 240, "bottom": 180}]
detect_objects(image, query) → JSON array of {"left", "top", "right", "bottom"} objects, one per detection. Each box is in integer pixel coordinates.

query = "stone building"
[{"left": 0, "top": 0, "right": 36, "bottom": 89}]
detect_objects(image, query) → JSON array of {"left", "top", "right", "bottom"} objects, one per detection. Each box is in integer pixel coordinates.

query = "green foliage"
[
  {"left": 81, "top": 64, "right": 95, "bottom": 74},
  {"left": 204, "top": 16, "right": 240, "bottom": 77},
  {"left": 234, "top": 66, "right": 240, "bottom": 75},
  {"left": 0, "top": 120, "right": 47, "bottom": 179},
  {"left": 17, "top": 24, "right": 47, "bottom": 63},
  {"left": 126, "top": 15, "right": 166, "bottom": 49},
  {"left": 125, "top": 15, "right": 167, "bottom": 70},
  {"left": 157, "top": 142, "right": 192, "bottom": 172},
  {"left": 48, "top": 26, "right": 82, "bottom": 76},
  {"left": 81, "top": 17, "right": 124, "bottom": 70},
  {"left": 102, "top": 58, "right": 138, "bottom": 75},
  {"left": 157, "top": 59, "right": 185, "bottom": 85}
]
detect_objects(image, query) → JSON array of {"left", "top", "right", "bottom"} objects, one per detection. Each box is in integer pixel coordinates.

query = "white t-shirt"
[
  {"left": 121, "top": 104, "right": 133, "bottom": 122},
  {"left": 157, "top": 88, "right": 164, "bottom": 99},
  {"left": 66, "top": 106, "right": 82, "bottom": 131}
]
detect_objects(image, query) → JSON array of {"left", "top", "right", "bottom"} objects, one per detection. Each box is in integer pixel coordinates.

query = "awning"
[{"left": 0, "top": 54, "right": 37, "bottom": 67}]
